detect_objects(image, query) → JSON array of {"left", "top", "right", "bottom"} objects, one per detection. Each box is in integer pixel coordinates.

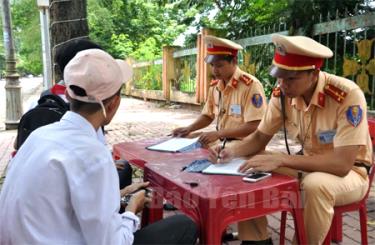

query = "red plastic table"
[{"left": 113, "top": 139, "right": 307, "bottom": 244}]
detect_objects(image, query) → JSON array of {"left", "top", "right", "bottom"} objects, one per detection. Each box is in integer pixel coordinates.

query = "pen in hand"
[{"left": 217, "top": 138, "right": 227, "bottom": 162}]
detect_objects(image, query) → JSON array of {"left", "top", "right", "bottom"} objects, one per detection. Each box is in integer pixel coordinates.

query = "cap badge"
[
  {"left": 275, "top": 43, "right": 286, "bottom": 56},
  {"left": 207, "top": 43, "right": 214, "bottom": 48}
]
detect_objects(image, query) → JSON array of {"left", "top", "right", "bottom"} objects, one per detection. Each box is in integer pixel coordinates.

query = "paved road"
[{"left": 0, "top": 77, "right": 43, "bottom": 130}]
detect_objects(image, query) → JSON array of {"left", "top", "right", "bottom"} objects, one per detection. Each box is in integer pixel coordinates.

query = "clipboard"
[
  {"left": 183, "top": 158, "right": 247, "bottom": 176},
  {"left": 146, "top": 137, "right": 202, "bottom": 153}
]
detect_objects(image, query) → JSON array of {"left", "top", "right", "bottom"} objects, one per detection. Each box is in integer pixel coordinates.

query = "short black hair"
[
  {"left": 69, "top": 85, "right": 123, "bottom": 114},
  {"left": 55, "top": 39, "right": 102, "bottom": 74},
  {"left": 220, "top": 55, "right": 235, "bottom": 63},
  {"left": 208, "top": 55, "right": 236, "bottom": 64}
]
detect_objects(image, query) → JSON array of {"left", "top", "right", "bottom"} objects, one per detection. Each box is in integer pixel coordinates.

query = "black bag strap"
[
  {"left": 37, "top": 94, "right": 69, "bottom": 110},
  {"left": 280, "top": 92, "right": 291, "bottom": 155}
]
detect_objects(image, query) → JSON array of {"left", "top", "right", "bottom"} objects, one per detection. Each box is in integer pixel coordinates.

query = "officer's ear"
[
  {"left": 232, "top": 56, "right": 238, "bottom": 65},
  {"left": 311, "top": 69, "right": 320, "bottom": 81}
]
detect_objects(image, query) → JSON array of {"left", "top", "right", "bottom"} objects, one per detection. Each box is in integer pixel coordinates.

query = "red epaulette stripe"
[
  {"left": 272, "top": 87, "right": 281, "bottom": 97},
  {"left": 232, "top": 79, "right": 238, "bottom": 88},
  {"left": 318, "top": 92, "right": 325, "bottom": 107},
  {"left": 324, "top": 84, "right": 347, "bottom": 103},
  {"left": 239, "top": 75, "right": 252, "bottom": 86},
  {"left": 210, "top": 79, "right": 219, "bottom": 86}
]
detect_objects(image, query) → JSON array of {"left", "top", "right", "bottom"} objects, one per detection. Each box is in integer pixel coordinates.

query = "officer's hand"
[
  {"left": 126, "top": 190, "right": 152, "bottom": 214},
  {"left": 198, "top": 131, "right": 220, "bottom": 146},
  {"left": 172, "top": 127, "right": 191, "bottom": 137},
  {"left": 238, "top": 154, "right": 285, "bottom": 173},
  {"left": 120, "top": 181, "right": 149, "bottom": 197},
  {"left": 208, "top": 145, "right": 233, "bottom": 164}
]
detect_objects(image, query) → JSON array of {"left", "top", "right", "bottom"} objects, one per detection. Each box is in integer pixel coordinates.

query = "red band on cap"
[
  {"left": 207, "top": 45, "right": 238, "bottom": 57},
  {"left": 273, "top": 50, "right": 324, "bottom": 70}
]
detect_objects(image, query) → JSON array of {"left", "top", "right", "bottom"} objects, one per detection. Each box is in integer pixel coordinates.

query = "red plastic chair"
[{"left": 279, "top": 119, "right": 375, "bottom": 245}]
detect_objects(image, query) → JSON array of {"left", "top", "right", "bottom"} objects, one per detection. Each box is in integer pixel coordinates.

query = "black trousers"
[
  {"left": 133, "top": 214, "right": 198, "bottom": 244},
  {"left": 117, "top": 161, "right": 133, "bottom": 189}
]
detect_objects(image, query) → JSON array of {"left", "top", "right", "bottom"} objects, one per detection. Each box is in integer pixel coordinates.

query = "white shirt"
[{"left": 0, "top": 111, "right": 139, "bottom": 245}]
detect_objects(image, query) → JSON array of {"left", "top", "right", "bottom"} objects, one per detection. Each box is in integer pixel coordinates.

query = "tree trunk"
[{"left": 49, "top": 0, "right": 89, "bottom": 82}]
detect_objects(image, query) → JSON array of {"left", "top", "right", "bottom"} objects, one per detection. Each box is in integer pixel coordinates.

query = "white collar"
[{"left": 61, "top": 111, "right": 98, "bottom": 139}]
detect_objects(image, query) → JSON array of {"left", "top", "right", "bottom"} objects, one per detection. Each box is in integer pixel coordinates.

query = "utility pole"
[
  {"left": 1, "top": 0, "right": 23, "bottom": 130},
  {"left": 37, "top": 0, "right": 53, "bottom": 89}
]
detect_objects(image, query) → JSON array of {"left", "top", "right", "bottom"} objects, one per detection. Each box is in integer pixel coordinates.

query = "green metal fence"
[
  {"left": 236, "top": 8, "right": 375, "bottom": 108},
  {"left": 132, "top": 60, "right": 163, "bottom": 90},
  {"left": 173, "top": 47, "right": 197, "bottom": 94},
  {"left": 131, "top": 6, "right": 374, "bottom": 108}
]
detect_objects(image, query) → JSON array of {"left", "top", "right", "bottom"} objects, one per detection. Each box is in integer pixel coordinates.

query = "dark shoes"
[
  {"left": 163, "top": 202, "right": 177, "bottom": 211},
  {"left": 241, "top": 238, "right": 273, "bottom": 245}
]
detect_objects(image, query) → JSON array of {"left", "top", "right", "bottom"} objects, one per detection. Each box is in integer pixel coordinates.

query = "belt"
[
  {"left": 354, "top": 162, "right": 371, "bottom": 175},
  {"left": 219, "top": 138, "right": 237, "bottom": 142}
]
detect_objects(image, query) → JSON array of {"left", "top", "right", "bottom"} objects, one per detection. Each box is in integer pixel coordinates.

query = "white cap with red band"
[
  {"left": 270, "top": 34, "right": 333, "bottom": 77},
  {"left": 204, "top": 35, "right": 243, "bottom": 63},
  {"left": 64, "top": 49, "right": 133, "bottom": 117}
]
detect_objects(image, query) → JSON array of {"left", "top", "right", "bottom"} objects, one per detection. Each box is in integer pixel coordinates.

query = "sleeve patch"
[
  {"left": 251, "top": 94, "right": 263, "bottom": 108},
  {"left": 346, "top": 105, "right": 363, "bottom": 127}
]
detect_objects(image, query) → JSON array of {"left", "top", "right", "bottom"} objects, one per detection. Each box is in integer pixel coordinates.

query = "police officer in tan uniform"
[
  {"left": 209, "top": 34, "right": 372, "bottom": 244},
  {"left": 172, "top": 35, "right": 267, "bottom": 147}
]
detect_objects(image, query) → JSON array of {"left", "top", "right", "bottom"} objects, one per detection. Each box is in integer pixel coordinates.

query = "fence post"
[
  {"left": 196, "top": 28, "right": 214, "bottom": 104},
  {"left": 124, "top": 58, "right": 134, "bottom": 96},
  {"left": 162, "top": 46, "right": 175, "bottom": 103}
]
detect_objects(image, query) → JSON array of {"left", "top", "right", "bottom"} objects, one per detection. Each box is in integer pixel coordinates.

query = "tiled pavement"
[{"left": 0, "top": 79, "right": 374, "bottom": 244}]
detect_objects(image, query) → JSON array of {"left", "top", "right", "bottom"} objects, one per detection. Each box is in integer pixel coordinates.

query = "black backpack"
[{"left": 15, "top": 94, "right": 70, "bottom": 149}]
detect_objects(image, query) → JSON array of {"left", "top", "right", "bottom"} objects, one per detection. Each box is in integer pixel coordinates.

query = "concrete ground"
[{"left": 0, "top": 78, "right": 374, "bottom": 244}]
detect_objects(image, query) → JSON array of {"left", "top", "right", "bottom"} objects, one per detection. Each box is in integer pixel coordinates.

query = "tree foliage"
[
  {"left": 181, "top": 0, "right": 373, "bottom": 40},
  {"left": 11, "top": 0, "right": 42, "bottom": 75},
  {"left": 2, "top": 0, "right": 373, "bottom": 76},
  {"left": 88, "top": 0, "right": 197, "bottom": 61}
]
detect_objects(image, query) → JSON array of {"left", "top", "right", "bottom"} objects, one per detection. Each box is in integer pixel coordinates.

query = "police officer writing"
[
  {"left": 172, "top": 35, "right": 267, "bottom": 147},
  {"left": 209, "top": 34, "right": 372, "bottom": 245}
]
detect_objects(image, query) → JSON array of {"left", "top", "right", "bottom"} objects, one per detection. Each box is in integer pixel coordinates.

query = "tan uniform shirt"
[
  {"left": 258, "top": 71, "right": 372, "bottom": 166},
  {"left": 202, "top": 67, "right": 267, "bottom": 136}
]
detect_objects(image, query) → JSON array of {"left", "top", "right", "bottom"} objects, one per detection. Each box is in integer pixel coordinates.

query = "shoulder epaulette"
[
  {"left": 210, "top": 79, "right": 219, "bottom": 86},
  {"left": 239, "top": 74, "right": 253, "bottom": 86},
  {"left": 324, "top": 84, "right": 347, "bottom": 103},
  {"left": 272, "top": 87, "right": 281, "bottom": 97}
]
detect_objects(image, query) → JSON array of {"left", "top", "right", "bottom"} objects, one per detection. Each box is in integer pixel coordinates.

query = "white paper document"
[
  {"left": 202, "top": 158, "right": 247, "bottom": 175},
  {"left": 146, "top": 137, "right": 201, "bottom": 153}
]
